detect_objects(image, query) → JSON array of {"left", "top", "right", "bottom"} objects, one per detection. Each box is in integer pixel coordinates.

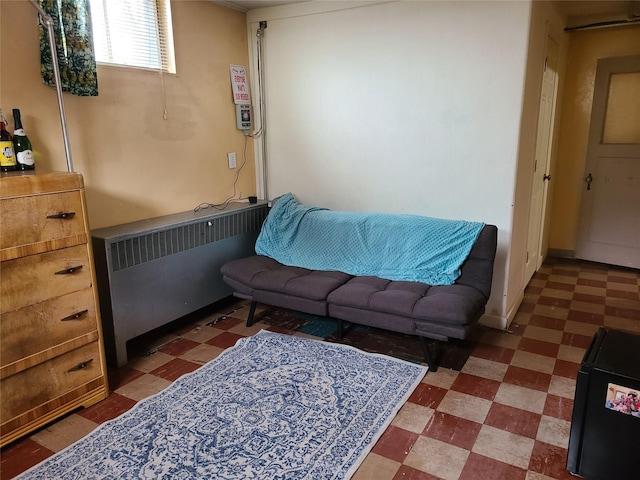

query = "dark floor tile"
[
  {"left": 561, "top": 332, "right": 593, "bottom": 349},
  {"left": 484, "top": 402, "right": 541, "bottom": 439},
  {"left": 525, "top": 285, "right": 543, "bottom": 295},
  {"left": 507, "top": 322, "right": 526, "bottom": 336},
  {"left": 450, "top": 372, "right": 501, "bottom": 401},
  {"left": 459, "top": 452, "right": 527, "bottom": 480},
  {"left": 543, "top": 394, "right": 574, "bottom": 422},
  {"left": 529, "top": 314, "right": 567, "bottom": 331},
  {"left": 608, "top": 275, "right": 638, "bottom": 285},
  {"left": 517, "top": 301, "right": 536, "bottom": 313},
  {"left": 606, "top": 289, "right": 640, "bottom": 301},
  {"left": 407, "top": 384, "right": 448, "bottom": 409},
  {"left": 605, "top": 305, "right": 640, "bottom": 320},
  {"left": 352, "top": 331, "right": 424, "bottom": 364},
  {"left": 265, "top": 325, "right": 293, "bottom": 334},
  {"left": 205, "top": 331, "right": 246, "bottom": 349},
  {"left": 149, "top": 358, "right": 201, "bottom": 381},
  {"left": 422, "top": 411, "right": 482, "bottom": 450},
  {"left": 107, "top": 365, "right": 145, "bottom": 391},
  {"left": 581, "top": 264, "right": 610, "bottom": 275},
  {"left": 528, "top": 441, "right": 575, "bottom": 479},
  {"left": 577, "top": 278, "right": 607, "bottom": 288},
  {"left": 567, "top": 310, "right": 604, "bottom": 325},
  {"left": 545, "top": 281, "right": 575, "bottom": 292},
  {"left": 550, "top": 268, "right": 579, "bottom": 278},
  {"left": 471, "top": 343, "right": 515, "bottom": 364},
  {"left": 393, "top": 465, "right": 443, "bottom": 480},
  {"left": 158, "top": 337, "right": 201, "bottom": 356},
  {"left": 532, "top": 271, "right": 551, "bottom": 280},
  {"left": 0, "top": 438, "right": 54, "bottom": 479},
  {"left": 553, "top": 359, "right": 580, "bottom": 379},
  {"left": 371, "top": 425, "right": 419, "bottom": 463},
  {"left": 572, "top": 292, "right": 606, "bottom": 304},
  {"left": 518, "top": 337, "right": 560, "bottom": 358},
  {"left": 77, "top": 392, "right": 137, "bottom": 424},
  {"left": 503, "top": 365, "right": 552, "bottom": 392},
  {"left": 255, "top": 307, "right": 309, "bottom": 331}
]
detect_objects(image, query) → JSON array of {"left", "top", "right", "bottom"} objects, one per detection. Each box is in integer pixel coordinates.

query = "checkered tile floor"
[{"left": 1, "top": 257, "right": 639, "bottom": 479}]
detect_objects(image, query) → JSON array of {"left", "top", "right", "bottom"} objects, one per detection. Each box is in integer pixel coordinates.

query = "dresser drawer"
[
  {"left": 1, "top": 342, "right": 102, "bottom": 423},
  {"left": 0, "top": 191, "right": 85, "bottom": 250},
  {"left": 0, "top": 172, "right": 108, "bottom": 448},
  {"left": 1, "top": 289, "right": 99, "bottom": 373},
  {"left": 1, "top": 245, "right": 93, "bottom": 314}
]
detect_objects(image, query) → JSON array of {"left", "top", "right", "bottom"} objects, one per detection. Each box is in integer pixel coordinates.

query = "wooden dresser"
[{"left": 0, "top": 171, "right": 109, "bottom": 447}]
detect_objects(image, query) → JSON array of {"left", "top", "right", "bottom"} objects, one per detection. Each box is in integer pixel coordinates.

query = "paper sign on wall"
[{"left": 230, "top": 65, "right": 250, "bottom": 105}]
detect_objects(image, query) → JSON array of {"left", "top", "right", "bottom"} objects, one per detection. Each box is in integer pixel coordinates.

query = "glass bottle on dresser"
[
  {"left": 0, "top": 109, "right": 17, "bottom": 172},
  {"left": 12, "top": 108, "right": 35, "bottom": 170}
]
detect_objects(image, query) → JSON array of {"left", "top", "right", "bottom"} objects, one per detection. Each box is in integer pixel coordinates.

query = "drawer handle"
[
  {"left": 46, "top": 211, "right": 76, "bottom": 220},
  {"left": 55, "top": 265, "right": 84, "bottom": 275},
  {"left": 68, "top": 358, "right": 93, "bottom": 372},
  {"left": 61, "top": 309, "right": 89, "bottom": 321}
]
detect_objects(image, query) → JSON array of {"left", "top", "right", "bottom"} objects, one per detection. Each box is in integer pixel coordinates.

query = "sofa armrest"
[{"left": 455, "top": 224, "right": 497, "bottom": 299}]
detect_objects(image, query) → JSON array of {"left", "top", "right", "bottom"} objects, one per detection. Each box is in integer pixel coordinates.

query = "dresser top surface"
[{"left": 0, "top": 171, "right": 83, "bottom": 199}]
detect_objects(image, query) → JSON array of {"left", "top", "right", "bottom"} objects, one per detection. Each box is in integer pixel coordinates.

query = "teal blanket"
[{"left": 255, "top": 193, "right": 484, "bottom": 285}]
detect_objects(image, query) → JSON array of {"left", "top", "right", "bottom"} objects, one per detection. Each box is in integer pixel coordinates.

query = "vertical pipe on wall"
[
  {"left": 29, "top": 0, "right": 74, "bottom": 172},
  {"left": 256, "top": 21, "right": 268, "bottom": 201}
]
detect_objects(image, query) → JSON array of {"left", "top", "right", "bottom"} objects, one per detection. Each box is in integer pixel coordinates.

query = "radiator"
[{"left": 91, "top": 202, "right": 268, "bottom": 367}]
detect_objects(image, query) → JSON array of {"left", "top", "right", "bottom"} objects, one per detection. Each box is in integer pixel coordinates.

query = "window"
[{"left": 89, "top": 0, "right": 176, "bottom": 73}]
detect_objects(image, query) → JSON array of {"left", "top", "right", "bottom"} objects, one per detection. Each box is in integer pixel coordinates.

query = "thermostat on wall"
[{"left": 236, "top": 104, "right": 252, "bottom": 131}]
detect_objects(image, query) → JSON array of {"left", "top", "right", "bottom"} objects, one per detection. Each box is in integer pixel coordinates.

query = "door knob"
[{"left": 585, "top": 173, "right": 593, "bottom": 191}]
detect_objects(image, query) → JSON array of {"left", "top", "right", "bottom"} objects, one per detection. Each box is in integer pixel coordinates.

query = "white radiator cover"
[{"left": 92, "top": 202, "right": 268, "bottom": 367}]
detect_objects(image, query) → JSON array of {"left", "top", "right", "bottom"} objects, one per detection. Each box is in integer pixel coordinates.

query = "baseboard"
[
  {"left": 504, "top": 288, "right": 525, "bottom": 329},
  {"left": 479, "top": 286, "right": 524, "bottom": 331},
  {"left": 547, "top": 248, "right": 575, "bottom": 259},
  {"left": 479, "top": 313, "right": 508, "bottom": 330}
]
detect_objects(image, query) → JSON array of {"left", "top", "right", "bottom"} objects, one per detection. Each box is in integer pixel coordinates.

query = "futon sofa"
[{"left": 221, "top": 193, "right": 497, "bottom": 371}]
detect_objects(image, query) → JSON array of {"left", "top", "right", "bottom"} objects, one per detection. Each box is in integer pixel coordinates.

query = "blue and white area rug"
[{"left": 19, "top": 330, "right": 427, "bottom": 479}]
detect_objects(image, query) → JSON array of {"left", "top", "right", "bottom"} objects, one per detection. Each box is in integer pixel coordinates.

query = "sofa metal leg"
[
  {"left": 337, "top": 318, "right": 344, "bottom": 341},
  {"left": 246, "top": 301, "right": 257, "bottom": 327},
  {"left": 418, "top": 336, "right": 439, "bottom": 372}
]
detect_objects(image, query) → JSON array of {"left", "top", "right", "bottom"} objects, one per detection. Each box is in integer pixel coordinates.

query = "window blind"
[{"left": 89, "top": 0, "right": 175, "bottom": 73}]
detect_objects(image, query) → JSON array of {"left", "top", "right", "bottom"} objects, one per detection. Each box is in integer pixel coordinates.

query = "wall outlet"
[{"left": 227, "top": 152, "right": 237, "bottom": 169}]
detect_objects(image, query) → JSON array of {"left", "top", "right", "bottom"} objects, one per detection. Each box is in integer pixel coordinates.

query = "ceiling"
[
  {"left": 217, "top": 0, "right": 306, "bottom": 11},
  {"left": 220, "top": 0, "right": 639, "bottom": 20}
]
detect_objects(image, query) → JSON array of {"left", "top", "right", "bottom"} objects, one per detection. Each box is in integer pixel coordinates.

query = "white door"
[
  {"left": 576, "top": 55, "right": 640, "bottom": 269},
  {"left": 524, "top": 37, "right": 559, "bottom": 284}
]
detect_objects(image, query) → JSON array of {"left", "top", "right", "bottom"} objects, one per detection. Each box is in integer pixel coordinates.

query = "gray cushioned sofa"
[{"left": 220, "top": 203, "right": 497, "bottom": 371}]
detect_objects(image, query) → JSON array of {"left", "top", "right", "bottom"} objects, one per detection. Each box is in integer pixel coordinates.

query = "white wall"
[{"left": 247, "top": 1, "right": 533, "bottom": 325}]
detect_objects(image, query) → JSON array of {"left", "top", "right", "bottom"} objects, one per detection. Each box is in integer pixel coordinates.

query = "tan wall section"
[
  {"left": 548, "top": 25, "right": 640, "bottom": 251},
  {"left": 0, "top": 1, "right": 256, "bottom": 229}
]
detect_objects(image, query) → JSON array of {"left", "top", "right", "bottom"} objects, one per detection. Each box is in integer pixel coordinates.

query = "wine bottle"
[
  {"left": 0, "top": 109, "right": 17, "bottom": 172},
  {"left": 12, "top": 109, "right": 35, "bottom": 171}
]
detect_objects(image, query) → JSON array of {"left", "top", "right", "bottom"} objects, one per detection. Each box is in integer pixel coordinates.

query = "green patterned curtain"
[{"left": 39, "top": 0, "right": 98, "bottom": 97}]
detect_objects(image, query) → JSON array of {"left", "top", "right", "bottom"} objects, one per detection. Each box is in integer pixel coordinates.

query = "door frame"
[
  {"left": 575, "top": 54, "right": 640, "bottom": 267},
  {"left": 524, "top": 29, "right": 561, "bottom": 285}
]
